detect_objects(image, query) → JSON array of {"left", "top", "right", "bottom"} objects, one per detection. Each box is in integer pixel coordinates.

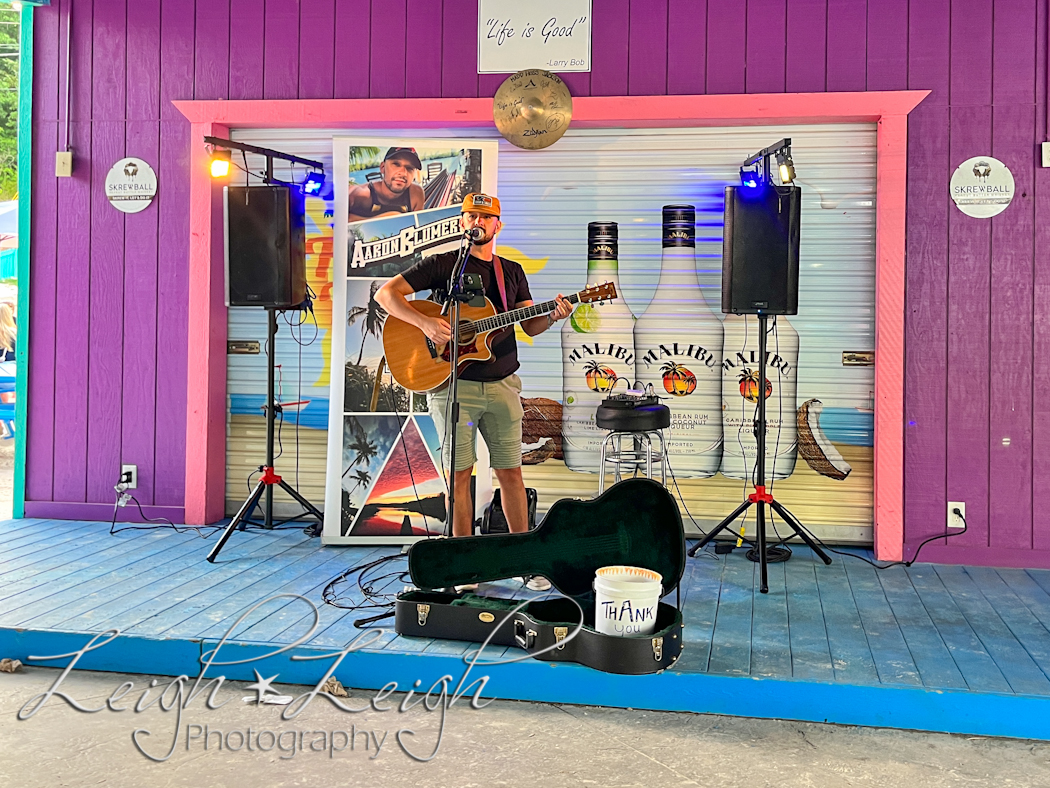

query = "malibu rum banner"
[
  {"left": 560, "top": 222, "right": 635, "bottom": 471},
  {"left": 633, "top": 205, "right": 725, "bottom": 477}
]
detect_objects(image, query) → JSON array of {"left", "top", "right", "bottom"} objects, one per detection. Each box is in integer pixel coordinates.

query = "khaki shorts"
[{"left": 428, "top": 374, "right": 524, "bottom": 472}]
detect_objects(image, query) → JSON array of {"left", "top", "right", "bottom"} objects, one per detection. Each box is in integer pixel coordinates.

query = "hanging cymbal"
[{"left": 493, "top": 69, "right": 573, "bottom": 150}]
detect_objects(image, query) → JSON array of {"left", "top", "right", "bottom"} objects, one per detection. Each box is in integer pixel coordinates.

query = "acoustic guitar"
[{"left": 382, "top": 282, "right": 617, "bottom": 392}]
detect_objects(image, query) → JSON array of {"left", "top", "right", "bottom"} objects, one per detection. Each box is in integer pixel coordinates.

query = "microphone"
[{"left": 464, "top": 227, "right": 484, "bottom": 241}]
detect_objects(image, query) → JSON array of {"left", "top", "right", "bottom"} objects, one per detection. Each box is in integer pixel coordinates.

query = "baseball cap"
[
  {"left": 383, "top": 147, "right": 422, "bottom": 169},
  {"left": 461, "top": 193, "right": 501, "bottom": 217}
]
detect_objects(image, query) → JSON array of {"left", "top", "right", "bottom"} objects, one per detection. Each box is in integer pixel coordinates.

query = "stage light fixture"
[
  {"left": 739, "top": 163, "right": 762, "bottom": 189},
  {"left": 203, "top": 136, "right": 324, "bottom": 189},
  {"left": 303, "top": 171, "right": 326, "bottom": 196},
  {"left": 740, "top": 138, "right": 796, "bottom": 191},
  {"left": 777, "top": 150, "right": 795, "bottom": 183},
  {"left": 210, "top": 149, "right": 231, "bottom": 178}
]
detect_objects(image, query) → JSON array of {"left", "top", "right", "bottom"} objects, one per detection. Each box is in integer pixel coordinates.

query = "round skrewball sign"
[
  {"left": 105, "top": 157, "right": 158, "bottom": 214},
  {"left": 950, "top": 156, "right": 1014, "bottom": 218}
]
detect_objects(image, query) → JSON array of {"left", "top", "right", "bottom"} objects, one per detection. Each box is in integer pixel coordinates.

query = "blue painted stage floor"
[{"left": 1, "top": 518, "right": 1049, "bottom": 740}]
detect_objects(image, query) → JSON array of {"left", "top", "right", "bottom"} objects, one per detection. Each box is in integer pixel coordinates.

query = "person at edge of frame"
[{"left": 375, "top": 193, "right": 574, "bottom": 592}]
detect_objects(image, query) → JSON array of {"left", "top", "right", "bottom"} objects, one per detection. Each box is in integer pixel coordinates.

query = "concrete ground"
[
  {"left": 0, "top": 666, "right": 1048, "bottom": 787},
  {"left": 0, "top": 447, "right": 1047, "bottom": 786}
]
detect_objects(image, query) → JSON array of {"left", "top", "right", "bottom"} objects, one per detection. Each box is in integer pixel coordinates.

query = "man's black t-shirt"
[{"left": 401, "top": 251, "right": 532, "bottom": 382}]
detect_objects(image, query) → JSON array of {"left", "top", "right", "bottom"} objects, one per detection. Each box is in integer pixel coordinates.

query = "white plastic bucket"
[{"left": 594, "top": 565, "right": 663, "bottom": 637}]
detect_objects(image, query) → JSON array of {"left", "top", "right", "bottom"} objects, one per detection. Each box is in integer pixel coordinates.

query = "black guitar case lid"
[
  {"left": 397, "top": 479, "right": 687, "bottom": 675},
  {"left": 408, "top": 477, "right": 685, "bottom": 599}
]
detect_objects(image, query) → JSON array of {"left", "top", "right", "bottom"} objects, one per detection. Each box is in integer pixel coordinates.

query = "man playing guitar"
[{"left": 375, "top": 194, "right": 573, "bottom": 575}]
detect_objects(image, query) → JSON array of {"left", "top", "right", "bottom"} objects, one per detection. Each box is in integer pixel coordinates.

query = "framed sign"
[
  {"left": 105, "top": 158, "right": 158, "bottom": 214},
  {"left": 478, "top": 0, "right": 591, "bottom": 74},
  {"left": 950, "top": 156, "right": 1015, "bottom": 218}
]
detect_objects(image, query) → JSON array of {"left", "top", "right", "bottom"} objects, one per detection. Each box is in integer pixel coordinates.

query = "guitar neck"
[{"left": 470, "top": 292, "right": 582, "bottom": 334}]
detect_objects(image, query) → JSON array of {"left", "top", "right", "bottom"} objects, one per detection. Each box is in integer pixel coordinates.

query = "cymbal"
[{"left": 492, "top": 69, "right": 573, "bottom": 150}]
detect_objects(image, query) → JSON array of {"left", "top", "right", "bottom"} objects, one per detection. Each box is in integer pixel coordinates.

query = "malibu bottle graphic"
[
  {"left": 562, "top": 222, "right": 637, "bottom": 472},
  {"left": 634, "top": 205, "right": 724, "bottom": 477},
  {"left": 719, "top": 314, "right": 799, "bottom": 480}
]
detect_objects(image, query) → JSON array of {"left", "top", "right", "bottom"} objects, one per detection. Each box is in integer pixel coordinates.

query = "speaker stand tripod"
[
  {"left": 687, "top": 313, "right": 832, "bottom": 592},
  {"left": 207, "top": 308, "right": 323, "bottom": 563}
]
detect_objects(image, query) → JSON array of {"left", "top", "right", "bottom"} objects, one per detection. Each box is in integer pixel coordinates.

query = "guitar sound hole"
[{"left": 458, "top": 321, "right": 476, "bottom": 344}]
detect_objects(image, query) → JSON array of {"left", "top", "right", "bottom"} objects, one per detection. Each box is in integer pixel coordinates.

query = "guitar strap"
[{"left": 492, "top": 254, "right": 510, "bottom": 313}]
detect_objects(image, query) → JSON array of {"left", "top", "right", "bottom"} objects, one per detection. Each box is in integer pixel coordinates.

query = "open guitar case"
[{"left": 395, "top": 478, "right": 686, "bottom": 675}]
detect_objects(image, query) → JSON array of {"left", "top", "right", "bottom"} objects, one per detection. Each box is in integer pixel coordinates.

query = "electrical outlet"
[
  {"left": 55, "top": 150, "right": 73, "bottom": 177},
  {"left": 121, "top": 464, "right": 138, "bottom": 489},
  {"left": 947, "top": 501, "right": 966, "bottom": 530}
]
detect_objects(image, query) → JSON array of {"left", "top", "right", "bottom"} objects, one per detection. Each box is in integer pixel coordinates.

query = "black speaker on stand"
[
  {"left": 688, "top": 150, "right": 831, "bottom": 592},
  {"left": 208, "top": 184, "right": 322, "bottom": 563},
  {"left": 722, "top": 182, "right": 801, "bottom": 314},
  {"left": 224, "top": 185, "right": 307, "bottom": 308}
]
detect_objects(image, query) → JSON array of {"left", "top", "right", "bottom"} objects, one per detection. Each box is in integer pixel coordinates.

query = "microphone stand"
[{"left": 441, "top": 233, "right": 476, "bottom": 536}]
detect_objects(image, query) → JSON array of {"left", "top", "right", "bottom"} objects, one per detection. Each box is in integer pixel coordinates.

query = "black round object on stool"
[{"left": 596, "top": 402, "right": 671, "bottom": 432}]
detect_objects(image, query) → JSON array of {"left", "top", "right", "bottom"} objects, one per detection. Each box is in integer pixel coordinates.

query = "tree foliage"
[{"left": 0, "top": 10, "right": 19, "bottom": 201}]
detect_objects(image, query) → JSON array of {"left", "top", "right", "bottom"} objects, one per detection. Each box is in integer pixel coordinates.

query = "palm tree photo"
[
  {"left": 346, "top": 468, "right": 372, "bottom": 495},
  {"left": 347, "top": 280, "right": 388, "bottom": 366},
  {"left": 342, "top": 417, "right": 379, "bottom": 478}
]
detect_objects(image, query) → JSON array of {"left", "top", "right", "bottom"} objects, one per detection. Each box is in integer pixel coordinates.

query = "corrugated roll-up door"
[{"left": 227, "top": 124, "right": 877, "bottom": 544}]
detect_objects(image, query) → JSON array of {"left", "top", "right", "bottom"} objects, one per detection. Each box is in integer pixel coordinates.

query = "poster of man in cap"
[{"left": 337, "top": 137, "right": 498, "bottom": 279}]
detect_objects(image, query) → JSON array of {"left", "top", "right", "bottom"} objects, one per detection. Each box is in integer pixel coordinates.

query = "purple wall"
[{"left": 26, "top": 0, "right": 1049, "bottom": 565}]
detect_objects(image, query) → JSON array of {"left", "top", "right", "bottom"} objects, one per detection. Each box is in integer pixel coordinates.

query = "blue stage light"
[
  {"left": 303, "top": 171, "right": 325, "bottom": 195},
  {"left": 739, "top": 164, "right": 762, "bottom": 189}
]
